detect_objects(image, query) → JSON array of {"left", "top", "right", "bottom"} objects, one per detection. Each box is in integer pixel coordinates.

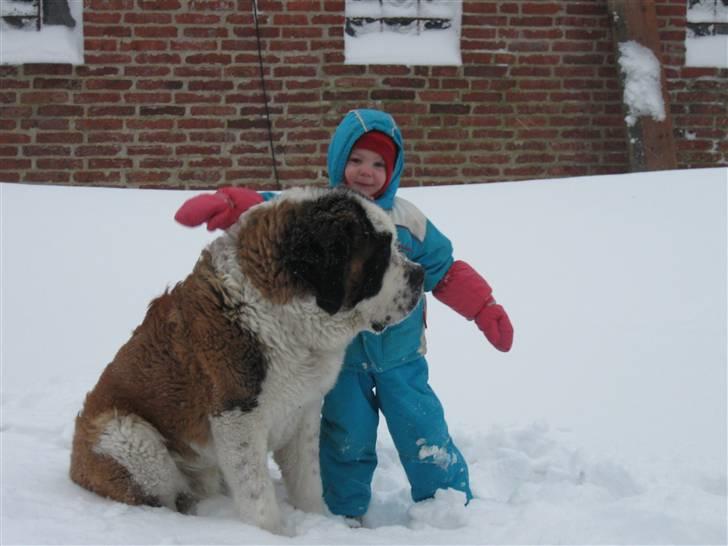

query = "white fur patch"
[{"left": 94, "top": 414, "right": 190, "bottom": 509}]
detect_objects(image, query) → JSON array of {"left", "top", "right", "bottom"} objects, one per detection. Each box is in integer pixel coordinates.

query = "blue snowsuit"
[{"left": 320, "top": 109, "right": 473, "bottom": 516}]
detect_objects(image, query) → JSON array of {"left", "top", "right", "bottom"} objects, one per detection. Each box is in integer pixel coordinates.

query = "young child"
[{"left": 175, "top": 108, "right": 514, "bottom": 519}]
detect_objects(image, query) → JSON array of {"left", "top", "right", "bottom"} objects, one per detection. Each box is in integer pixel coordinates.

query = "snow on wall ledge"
[
  {"left": 344, "top": 29, "right": 462, "bottom": 66},
  {"left": 344, "top": 0, "right": 462, "bottom": 66},
  {"left": 685, "top": 0, "right": 728, "bottom": 68},
  {"left": 685, "top": 35, "right": 728, "bottom": 68}
]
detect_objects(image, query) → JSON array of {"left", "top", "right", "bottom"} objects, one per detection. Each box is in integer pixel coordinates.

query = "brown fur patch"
[
  {"left": 236, "top": 200, "right": 301, "bottom": 304},
  {"left": 70, "top": 410, "right": 151, "bottom": 505},
  {"left": 70, "top": 252, "right": 266, "bottom": 503}
]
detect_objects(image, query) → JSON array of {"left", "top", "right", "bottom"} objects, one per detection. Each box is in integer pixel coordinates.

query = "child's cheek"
[{"left": 343, "top": 167, "right": 354, "bottom": 186}]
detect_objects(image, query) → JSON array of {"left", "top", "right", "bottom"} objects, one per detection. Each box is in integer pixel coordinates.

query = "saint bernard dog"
[{"left": 69, "top": 187, "right": 424, "bottom": 534}]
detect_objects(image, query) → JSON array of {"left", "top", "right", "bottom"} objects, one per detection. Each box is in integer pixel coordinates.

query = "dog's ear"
[
  {"left": 282, "top": 205, "right": 355, "bottom": 315},
  {"left": 286, "top": 236, "right": 349, "bottom": 315},
  {"left": 346, "top": 230, "right": 392, "bottom": 308}
]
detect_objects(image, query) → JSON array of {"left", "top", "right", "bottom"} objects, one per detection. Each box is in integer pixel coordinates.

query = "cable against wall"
[{"left": 252, "top": 0, "right": 281, "bottom": 189}]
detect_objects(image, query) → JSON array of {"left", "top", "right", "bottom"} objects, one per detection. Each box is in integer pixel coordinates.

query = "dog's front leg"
[
  {"left": 274, "top": 400, "right": 325, "bottom": 514},
  {"left": 210, "top": 409, "right": 282, "bottom": 534}
]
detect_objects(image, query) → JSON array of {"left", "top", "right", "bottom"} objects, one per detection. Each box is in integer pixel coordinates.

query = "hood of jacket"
[{"left": 327, "top": 109, "right": 404, "bottom": 210}]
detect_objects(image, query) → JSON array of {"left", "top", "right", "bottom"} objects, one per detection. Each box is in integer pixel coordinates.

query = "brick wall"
[{"left": 0, "top": 0, "right": 726, "bottom": 189}]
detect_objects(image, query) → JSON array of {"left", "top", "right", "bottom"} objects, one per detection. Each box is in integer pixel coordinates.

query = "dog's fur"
[{"left": 69, "top": 187, "right": 424, "bottom": 533}]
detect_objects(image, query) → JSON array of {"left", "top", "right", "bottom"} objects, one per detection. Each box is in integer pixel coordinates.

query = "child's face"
[{"left": 344, "top": 147, "right": 388, "bottom": 199}]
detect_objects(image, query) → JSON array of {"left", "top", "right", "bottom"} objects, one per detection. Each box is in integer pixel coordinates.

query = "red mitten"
[
  {"left": 174, "top": 187, "right": 263, "bottom": 231},
  {"left": 474, "top": 302, "right": 513, "bottom": 353},
  {"left": 433, "top": 260, "right": 513, "bottom": 352}
]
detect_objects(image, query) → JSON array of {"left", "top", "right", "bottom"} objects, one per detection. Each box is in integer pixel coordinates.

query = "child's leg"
[
  {"left": 376, "top": 358, "right": 473, "bottom": 503},
  {"left": 320, "top": 368, "right": 379, "bottom": 517}
]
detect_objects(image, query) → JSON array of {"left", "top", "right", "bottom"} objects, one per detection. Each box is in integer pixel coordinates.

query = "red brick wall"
[{"left": 0, "top": 0, "right": 725, "bottom": 189}]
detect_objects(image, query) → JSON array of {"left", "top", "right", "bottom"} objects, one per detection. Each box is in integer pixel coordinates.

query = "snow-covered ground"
[{"left": 1, "top": 168, "right": 727, "bottom": 545}]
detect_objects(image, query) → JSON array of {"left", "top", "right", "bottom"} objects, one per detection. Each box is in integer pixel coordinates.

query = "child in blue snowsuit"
[
  {"left": 319, "top": 109, "right": 513, "bottom": 517},
  {"left": 174, "top": 108, "right": 514, "bottom": 519}
]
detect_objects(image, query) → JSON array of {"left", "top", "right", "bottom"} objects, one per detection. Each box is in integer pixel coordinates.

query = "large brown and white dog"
[{"left": 70, "top": 187, "right": 424, "bottom": 533}]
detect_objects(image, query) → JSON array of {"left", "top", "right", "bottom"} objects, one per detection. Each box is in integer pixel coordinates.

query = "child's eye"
[
  {"left": 348, "top": 157, "right": 362, "bottom": 165},
  {"left": 374, "top": 161, "right": 386, "bottom": 169}
]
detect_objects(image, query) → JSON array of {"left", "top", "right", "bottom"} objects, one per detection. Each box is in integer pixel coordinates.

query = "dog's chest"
[{"left": 258, "top": 350, "right": 342, "bottom": 451}]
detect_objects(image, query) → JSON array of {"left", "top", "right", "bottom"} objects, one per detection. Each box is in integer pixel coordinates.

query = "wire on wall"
[{"left": 252, "top": 0, "right": 281, "bottom": 189}]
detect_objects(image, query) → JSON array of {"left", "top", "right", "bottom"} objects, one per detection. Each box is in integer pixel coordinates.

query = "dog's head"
[{"left": 234, "top": 187, "right": 423, "bottom": 333}]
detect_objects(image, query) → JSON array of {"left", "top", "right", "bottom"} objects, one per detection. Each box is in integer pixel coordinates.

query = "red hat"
[{"left": 352, "top": 130, "right": 397, "bottom": 198}]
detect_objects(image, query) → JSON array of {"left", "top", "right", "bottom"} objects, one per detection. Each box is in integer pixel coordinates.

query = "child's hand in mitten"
[
  {"left": 174, "top": 187, "right": 263, "bottom": 231},
  {"left": 474, "top": 300, "right": 513, "bottom": 352},
  {"left": 433, "top": 260, "right": 514, "bottom": 353}
]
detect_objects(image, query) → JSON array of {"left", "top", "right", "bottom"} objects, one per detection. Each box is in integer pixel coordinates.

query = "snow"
[
  {"left": 617, "top": 41, "right": 666, "bottom": 127},
  {"left": 0, "top": 0, "right": 83, "bottom": 65},
  {"left": 345, "top": 29, "right": 462, "bottom": 66},
  {"left": 685, "top": 34, "right": 728, "bottom": 68},
  {"left": 685, "top": 0, "right": 728, "bottom": 68},
  {"left": 1, "top": 168, "right": 726, "bottom": 544},
  {"left": 344, "top": 0, "right": 461, "bottom": 65},
  {"left": 687, "top": 0, "right": 728, "bottom": 23}
]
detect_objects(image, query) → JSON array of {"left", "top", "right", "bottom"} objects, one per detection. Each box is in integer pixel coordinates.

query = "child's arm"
[
  {"left": 393, "top": 197, "right": 513, "bottom": 352},
  {"left": 432, "top": 260, "right": 514, "bottom": 352},
  {"left": 174, "top": 187, "right": 270, "bottom": 231}
]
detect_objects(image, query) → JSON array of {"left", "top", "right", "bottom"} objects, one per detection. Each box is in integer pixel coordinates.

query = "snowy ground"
[{"left": 1, "top": 168, "right": 726, "bottom": 545}]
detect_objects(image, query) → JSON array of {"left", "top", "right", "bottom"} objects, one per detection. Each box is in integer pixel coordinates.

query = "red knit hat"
[{"left": 352, "top": 130, "right": 397, "bottom": 198}]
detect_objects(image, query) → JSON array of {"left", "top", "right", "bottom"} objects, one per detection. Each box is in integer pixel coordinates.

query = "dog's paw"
[
  {"left": 174, "top": 492, "right": 199, "bottom": 514},
  {"left": 241, "top": 513, "right": 284, "bottom": 535},
  {"left": 242, "top": 503, "right": 284, "bottom": 535},
  {"left": 287, "top": 476, "right": 325, "bottom": 514},
  {"left": 259, "top": 518, "right": 285, "bottom": 536},
  {"left": 289, "top": 488, "right": 326, "bottom": 514}
]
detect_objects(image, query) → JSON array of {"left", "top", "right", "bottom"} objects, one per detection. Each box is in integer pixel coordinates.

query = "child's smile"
[{"left": 344, "top": 148, "right": 388, "bottom": 198}]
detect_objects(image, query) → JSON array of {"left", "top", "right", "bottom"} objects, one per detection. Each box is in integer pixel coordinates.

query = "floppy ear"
[
  {"left": 282, "top": 215, "right": 352, "bottom": 315},
  {"left": 288, "top": 240, "right": 349, "bottom": 314},
  {"left": 346, "top": 230, "right": 392, "bottom": 308}
]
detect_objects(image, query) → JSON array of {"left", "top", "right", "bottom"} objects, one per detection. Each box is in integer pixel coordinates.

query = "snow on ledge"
[
  {"left": 685, "top": 35, "right": 728, "bottom": 68},
  {"left": 344, "top": 0, "right": 462, "bottom": 66},
  {"left": 345, "top": 28, "right": 462, "bottom": 66},
  {"left": 0, "top": 1, "right": 83, "bottom": 65},
  {"left": 687, "top": 0, "right": 728, "bottom": 23}
]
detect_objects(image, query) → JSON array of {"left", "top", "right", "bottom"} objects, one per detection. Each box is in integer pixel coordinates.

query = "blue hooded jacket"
[{"left": 328, "top": 109, "right": 454, "bottom": 371}]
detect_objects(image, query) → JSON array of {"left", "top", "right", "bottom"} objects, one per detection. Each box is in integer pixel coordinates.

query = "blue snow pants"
[{"left": 319, "top": 357, "right": 472, "bottom": 516}]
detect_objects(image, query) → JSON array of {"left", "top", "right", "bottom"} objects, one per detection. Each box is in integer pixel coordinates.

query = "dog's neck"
[{"left": 205, "top": 226, "right": 361, "bottom": 354}]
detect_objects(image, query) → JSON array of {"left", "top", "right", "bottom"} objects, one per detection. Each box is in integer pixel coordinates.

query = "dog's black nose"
[{"left": 406, "top": 264, "right": 424, "bottom": 292}]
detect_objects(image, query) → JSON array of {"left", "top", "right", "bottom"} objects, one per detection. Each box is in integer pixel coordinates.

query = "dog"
[{"left": 69, "top": 187, "right": 424, "bottom": 534}]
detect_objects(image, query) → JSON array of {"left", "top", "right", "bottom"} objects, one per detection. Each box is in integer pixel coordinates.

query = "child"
[{"left": 175, "top": 109, "right": 514, "bottom": 519}]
